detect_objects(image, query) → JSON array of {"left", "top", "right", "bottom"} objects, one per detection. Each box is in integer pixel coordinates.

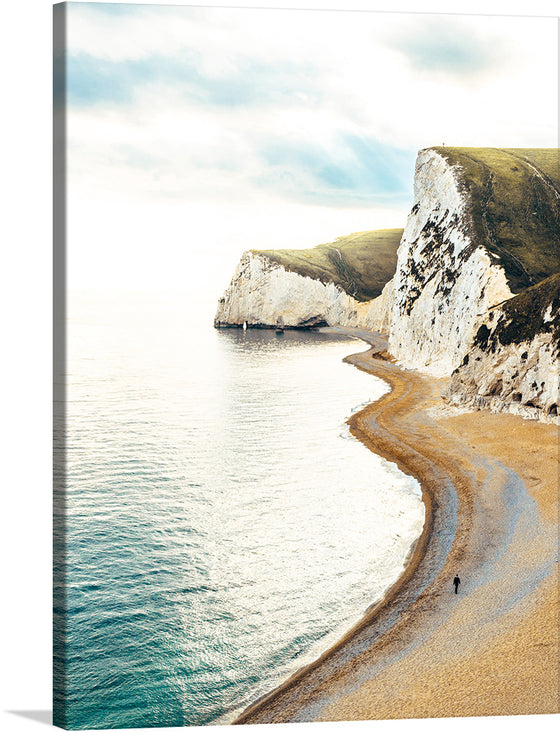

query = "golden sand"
[{"left": 235, "top": 338, "right": 559, "bottom": 724}]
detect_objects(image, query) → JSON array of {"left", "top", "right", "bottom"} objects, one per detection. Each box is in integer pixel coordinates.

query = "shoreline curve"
[{"left": 233, "top": 327, "right": 559, "bottom": 723}]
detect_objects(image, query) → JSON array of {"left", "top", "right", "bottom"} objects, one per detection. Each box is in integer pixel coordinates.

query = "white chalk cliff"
[
  {"left": 388, "top": 149, "right": 512, "bottom": 376},
  {"left": 444, "top": 277, "right": 560, "bottom": 423},
  {"left": 214, "top": 250, "right": 393, "bottom": 332}
]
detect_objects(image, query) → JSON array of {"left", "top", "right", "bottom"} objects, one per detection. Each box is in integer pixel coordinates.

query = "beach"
[{"left": 235, "top": 331, "right": 559, "bottom": 723}]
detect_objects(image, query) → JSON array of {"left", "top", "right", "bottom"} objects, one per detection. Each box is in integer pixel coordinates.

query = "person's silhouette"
[{"left": 453, "top": 575, "right": 461, "bottom": 594}]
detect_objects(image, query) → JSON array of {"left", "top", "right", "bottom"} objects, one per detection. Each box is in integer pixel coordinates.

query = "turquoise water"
[{"left": 54, "top": 290, "right": 423, "bottom": 729}]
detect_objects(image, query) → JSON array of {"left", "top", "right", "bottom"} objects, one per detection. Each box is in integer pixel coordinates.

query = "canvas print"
[{"left": 53, "top": 2, "right": 560, "bottom": 729}]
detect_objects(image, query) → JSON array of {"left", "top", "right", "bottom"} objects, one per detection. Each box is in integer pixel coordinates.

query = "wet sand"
[{"left": 235, "top": 332, "right": 559, "bottom": 723}]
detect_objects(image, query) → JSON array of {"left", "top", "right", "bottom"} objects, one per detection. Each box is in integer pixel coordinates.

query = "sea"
[{"left": 53, "top": 289, "right": 424, "bottom": 730}]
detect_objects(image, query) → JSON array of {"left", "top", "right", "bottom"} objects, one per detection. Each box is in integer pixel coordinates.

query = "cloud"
[
  {"left": 387, "top": 16, "right": 513, "bottom": 78},
  {"left": 66, "top": 47, "right": 321, "bottom": 111},
  {"left": 402, "top": 34, "right": 500, "bottom": 75},
  {"left": 60, "top": 4, "right": 558, "bottom": 291},
  {"left": 67, "top": 53, "right": 138, "bottom": 106},
  {"left": 257, "top": 134, "right": 415, "bottom": 206}
]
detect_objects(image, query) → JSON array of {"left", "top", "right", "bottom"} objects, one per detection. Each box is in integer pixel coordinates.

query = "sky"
[{"left": 59, "top": 2, "right": 559, "bottom": 300}]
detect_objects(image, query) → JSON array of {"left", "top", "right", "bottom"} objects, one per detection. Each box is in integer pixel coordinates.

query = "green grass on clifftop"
[
  {"left": 433, "top": 147, "right": 560, "bottom": 293},
  {"left": 252, "top": 228, "right": 402, "bottom": 301}
]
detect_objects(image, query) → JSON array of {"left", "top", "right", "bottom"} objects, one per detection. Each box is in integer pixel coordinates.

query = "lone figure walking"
[{"left": 453, "top": 575, "right": 461, "bottom": 594}]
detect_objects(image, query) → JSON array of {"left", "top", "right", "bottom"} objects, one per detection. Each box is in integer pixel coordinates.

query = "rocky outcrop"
[
  {"left": 444, "top": 274, "right": 560, "bottom": 423},
  {"left": 214, "top": 251, "right": 393, "bottom": 332},
  {"left": 389, "top": 149, "right": 513, "bottom": 376}
]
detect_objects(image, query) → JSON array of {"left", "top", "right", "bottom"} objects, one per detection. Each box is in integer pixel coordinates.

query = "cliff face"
[
  {"left": 389, "top": 149, "right": 512, "bottom": 376},
  {"left": 215, "top": 251, "right": 353, "bottom": 329},
  {"left": 214, "top": 229, "right": 402, "bottom": 331},
  {"left": 214, "top": 250, "right": 393, "bottom": 331},
  {"left": 444, "top": 274, "right": 560, "bottom": 423}
]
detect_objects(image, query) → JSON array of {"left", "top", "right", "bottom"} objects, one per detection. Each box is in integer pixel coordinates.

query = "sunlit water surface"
[{"left": 54, "top": 290, "right": 424, "bottom": 729}]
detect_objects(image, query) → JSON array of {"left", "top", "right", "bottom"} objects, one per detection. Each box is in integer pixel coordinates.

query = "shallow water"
[{"left": 54, "top": 290, "right": 424, "bottom": 729}]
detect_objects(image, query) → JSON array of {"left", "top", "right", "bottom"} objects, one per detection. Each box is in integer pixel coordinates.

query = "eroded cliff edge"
[
  {"left": 445, "top": 273, "right": 560, "bottom": 421},
  {"left": 214, "top": 229, "right": 401, "bottom": 332},
  {"left": 215, "top": 147, "right": 560, "bottom": 423}
]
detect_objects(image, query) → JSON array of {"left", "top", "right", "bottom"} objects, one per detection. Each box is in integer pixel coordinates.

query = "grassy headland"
[
  {"left": 252, "top": 228, "right": 403, "bottom": 301},
  {"left": 433, "top": 147, "right": 560, "bottom": 292}
]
